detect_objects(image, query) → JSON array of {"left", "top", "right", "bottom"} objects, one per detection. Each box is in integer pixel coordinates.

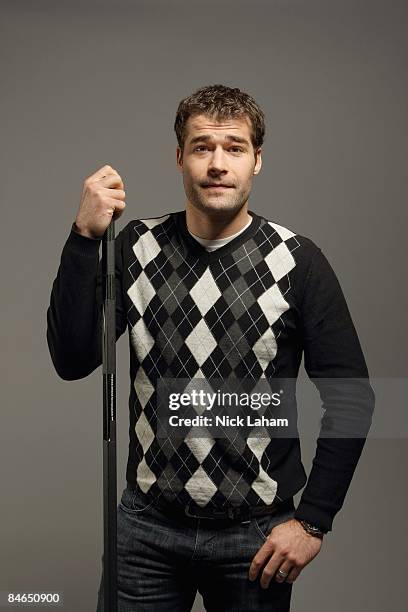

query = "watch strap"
[{"left": 298, "top": 519, "right": 325, "bottom": 539}]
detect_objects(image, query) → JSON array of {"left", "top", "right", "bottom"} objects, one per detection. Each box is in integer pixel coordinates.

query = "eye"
[{"left": 193, "top": 145, "right": 244, "bottom": 153}]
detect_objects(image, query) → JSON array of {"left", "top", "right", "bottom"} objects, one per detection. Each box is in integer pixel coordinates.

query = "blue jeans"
[{"left": 96, "top": 486, "right": 295, "bottom": 611}]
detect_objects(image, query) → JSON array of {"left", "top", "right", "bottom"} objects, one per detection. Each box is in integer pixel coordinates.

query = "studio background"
[{"left": 1, "top": 0, "right": 407, "bottom": 610}]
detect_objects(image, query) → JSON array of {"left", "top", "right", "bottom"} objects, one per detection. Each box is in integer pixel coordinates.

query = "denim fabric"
[{"left": 96, "top": 486, "right": 295, "bottom": 611}]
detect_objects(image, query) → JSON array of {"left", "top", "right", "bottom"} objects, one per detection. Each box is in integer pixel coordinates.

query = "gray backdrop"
[{"left": 1, "top": 0, "right": 407, "bottom": 610}]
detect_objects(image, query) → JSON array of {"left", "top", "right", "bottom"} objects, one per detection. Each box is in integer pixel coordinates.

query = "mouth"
[{"left": 202, "top": 184, "right": 233, "bottom": 190}]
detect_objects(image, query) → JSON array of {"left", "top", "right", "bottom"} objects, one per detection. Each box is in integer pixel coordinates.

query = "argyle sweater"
[{"left": 46, "top": 209, "right": 375, "bottom": 533}]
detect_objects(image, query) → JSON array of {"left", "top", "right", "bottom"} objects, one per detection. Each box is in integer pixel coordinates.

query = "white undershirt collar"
[{"left": 188, "top": 216, "right": 253, "bottom": 252}]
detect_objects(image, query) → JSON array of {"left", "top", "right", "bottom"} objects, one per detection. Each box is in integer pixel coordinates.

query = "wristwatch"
[{"left": 297, "top": 519, "right": 325, "bottom": 539}]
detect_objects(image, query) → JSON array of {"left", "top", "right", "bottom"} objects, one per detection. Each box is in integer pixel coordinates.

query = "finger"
[
  {"left": 248, "top": 540, "right": 275, "bottom": 581},
  {"left": 85, "top": 166, "right": 124, "bottom": 189},
  {"left": 98, "top": 173, "right": 124, "bottom": 190},
  {"left": 106, "top": 198, "right": 126, "bottom": 219},
  {"left": 285, "top": 566, "right": 302, "bottom": 584},
  {"left": 106, "top": 197, "right": 126, "bottom": 211},
  {"left": 274, "top": 561, "right": 293, "bottom": 583},
  {"left": 86, "top": 164, "right": 117, "bottom": 183},
  {"left": 100, "top": 188, "right": 126, "bottom": 200},
  {"left": 259, "top": 553, "right": 285, "bottom": 589}
]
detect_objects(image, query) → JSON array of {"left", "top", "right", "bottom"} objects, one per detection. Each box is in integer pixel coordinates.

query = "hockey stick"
[{"left": 101, "top": 218, "right": 118, "bottom": 611}]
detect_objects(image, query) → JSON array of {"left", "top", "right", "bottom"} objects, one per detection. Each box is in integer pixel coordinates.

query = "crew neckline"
[
  {"left": 189, "top": 214, "right": 253, "bottom": 250},
  {"left": 174, "top": 209, "right": 262, "bottom": 263}
]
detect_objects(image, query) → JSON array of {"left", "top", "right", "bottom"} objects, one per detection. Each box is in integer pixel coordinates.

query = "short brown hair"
[{"left": 174, "top": 84, "right": 266, "bottom": 156}]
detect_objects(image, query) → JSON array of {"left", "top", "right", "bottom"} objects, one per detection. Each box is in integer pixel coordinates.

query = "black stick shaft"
[{"left": 102, "top": 219, "right": 117, "bottom": 611}]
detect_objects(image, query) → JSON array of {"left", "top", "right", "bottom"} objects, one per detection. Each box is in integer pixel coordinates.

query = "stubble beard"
[{"left": 185, "top": 181, "right": 251, "bottom": 220}]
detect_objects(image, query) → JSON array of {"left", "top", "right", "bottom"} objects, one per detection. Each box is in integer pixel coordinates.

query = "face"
[{"left": 176, "top": 113, "right": 262, "bottom": 218}]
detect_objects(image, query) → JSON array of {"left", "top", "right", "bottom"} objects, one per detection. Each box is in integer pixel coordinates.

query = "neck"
[{"left": 185, "top": 202, "right": 251, "bottom": 239}]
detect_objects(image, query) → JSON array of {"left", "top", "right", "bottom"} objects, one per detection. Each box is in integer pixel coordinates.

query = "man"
[{"left": 46, "top": 84, "right": 374, "bottom": 611}]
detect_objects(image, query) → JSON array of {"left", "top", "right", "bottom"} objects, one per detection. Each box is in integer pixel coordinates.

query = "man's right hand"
[{"left": 74, "top": 164, "right": 126, "bottom": 239}]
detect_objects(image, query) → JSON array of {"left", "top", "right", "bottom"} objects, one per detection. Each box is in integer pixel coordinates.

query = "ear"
[
  {"left": 176, "top": 146, "right": 183, "bottom": 170},
  {"left": 253, "top": 148, "right": 262, "bottom": 175}
]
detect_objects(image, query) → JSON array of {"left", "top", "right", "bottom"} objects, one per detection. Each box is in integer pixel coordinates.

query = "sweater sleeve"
[
  {"left": 293, "top": 247, "right": 375, "bottom": 533},
  {"left": 46, "top": 222, "right": 128, "bottom": 380}
]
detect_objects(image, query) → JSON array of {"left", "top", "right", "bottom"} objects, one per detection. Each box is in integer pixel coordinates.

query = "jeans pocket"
[
  {"left": 119, "top": 486, "right": 155, "bottom": 515},
  {"left": 252, "top": 504, "right": 296, "bottom": 543},
  {"left": 252, "top": 513, "right": 276, "bottom": 542}
]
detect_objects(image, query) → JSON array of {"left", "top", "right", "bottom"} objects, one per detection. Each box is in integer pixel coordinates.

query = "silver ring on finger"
[{"left": 277, "top": 569, "right": 288, "bottom": 578}]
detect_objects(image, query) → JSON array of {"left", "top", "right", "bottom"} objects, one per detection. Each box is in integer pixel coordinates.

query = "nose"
[{"left": 208, "top": 145, "right": 228, "bottom": 175}]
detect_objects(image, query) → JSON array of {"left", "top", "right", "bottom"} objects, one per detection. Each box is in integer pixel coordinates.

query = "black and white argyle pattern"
[{"left": 124, "top": 211, "right": 301, "bottom": 509}]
